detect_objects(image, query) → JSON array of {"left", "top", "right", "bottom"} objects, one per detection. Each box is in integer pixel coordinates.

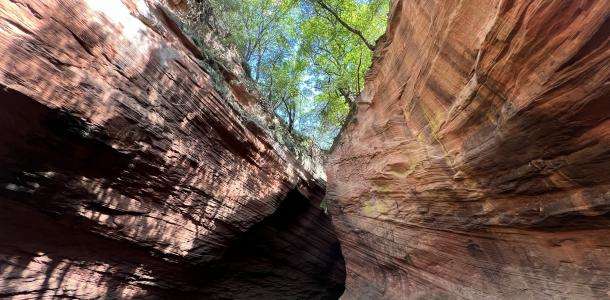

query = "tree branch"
[{"left": 313, "top": 0, "right": 375, "bottom": 51}]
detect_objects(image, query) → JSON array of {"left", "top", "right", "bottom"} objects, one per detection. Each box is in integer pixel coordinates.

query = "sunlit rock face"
[
  {"left": 327, "top": 0, "right": 610, "bottom": 299},
  {"left": 0, "top": 0, "right": 344, "bottom": 299}
]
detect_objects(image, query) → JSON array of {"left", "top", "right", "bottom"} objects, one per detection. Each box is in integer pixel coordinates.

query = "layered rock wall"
[
  {"left": 0, "top": 0, "right": 343, "bottom": 298},
  {"left": 327, "top": 0, "right": 610, "bottom": 298}
]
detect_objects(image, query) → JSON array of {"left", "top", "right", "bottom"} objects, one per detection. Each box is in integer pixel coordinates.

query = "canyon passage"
[{"left": 1, "top": 0, "right": 609, "bottom": 299}]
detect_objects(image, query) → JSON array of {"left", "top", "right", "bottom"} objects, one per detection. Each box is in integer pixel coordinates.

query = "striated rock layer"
[
  {"left": 0, "top": 0, "right": 344, "bottom": 299},
  {"left": 327, "top": 0, "right": 610, "bottom": 299}
]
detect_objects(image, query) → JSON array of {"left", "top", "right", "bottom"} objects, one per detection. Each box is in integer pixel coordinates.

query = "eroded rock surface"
[
  {"left": 0, "top": 0, "right": 343, "bottom": 298},
  {"left": 327, "top": 0, "right": 610, "bottom": 299}
]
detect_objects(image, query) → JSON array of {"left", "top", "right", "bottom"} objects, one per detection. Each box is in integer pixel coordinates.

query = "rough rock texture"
[
  {"left": 327, "top": 0, "right": 610, "bottom": 299},
  {"left": 0, "top": 0, "right": 343, "bottom": 299}
]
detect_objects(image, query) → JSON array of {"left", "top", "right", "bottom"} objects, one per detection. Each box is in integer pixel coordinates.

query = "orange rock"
[
  {"left": 0, "top": 0, "right": 343, "bottom": 298},
  {"left": 327, "top": 0, "right": 610, "bottom": 298}
]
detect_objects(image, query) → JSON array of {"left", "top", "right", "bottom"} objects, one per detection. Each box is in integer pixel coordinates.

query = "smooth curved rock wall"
[{"left": 327, "top": 0, "right": 610, "bottom": 299}]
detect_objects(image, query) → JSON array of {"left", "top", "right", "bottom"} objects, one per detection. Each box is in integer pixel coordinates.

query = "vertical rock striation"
[
  {"left": 0, "top": 0, "right": 343, "bottom": 298},
  {"left": 327, "top": 0, "right": 610, "bottom": 299}
]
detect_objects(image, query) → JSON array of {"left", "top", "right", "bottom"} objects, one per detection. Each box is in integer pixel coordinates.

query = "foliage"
[{"left": 188, "top": 0, "right": 389, "bottom": 149}]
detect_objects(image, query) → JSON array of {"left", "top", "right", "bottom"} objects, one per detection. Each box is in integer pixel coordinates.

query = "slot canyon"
[{"left": 0, "top": 0, "right": 609, "bottom": 299}]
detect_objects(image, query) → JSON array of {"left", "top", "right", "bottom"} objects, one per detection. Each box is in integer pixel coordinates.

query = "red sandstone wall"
[
  {"left": 0, "top": 1, "right": 343, "bottom": 298},
  {"left": 327, "top": 0, "right": 610, "bottom": 298}
]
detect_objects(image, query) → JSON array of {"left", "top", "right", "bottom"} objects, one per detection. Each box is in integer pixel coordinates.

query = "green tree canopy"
[{"left": 189, "top": 0, "right": 389, "bottom": 149}]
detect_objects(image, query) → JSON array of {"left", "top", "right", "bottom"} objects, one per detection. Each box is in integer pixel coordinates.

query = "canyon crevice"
[
  {"left": 1, "top": 0, "right": 609, "bottom": 299},
  {"left": 327, "top": 0, "right": 610, "bottom": 299}
]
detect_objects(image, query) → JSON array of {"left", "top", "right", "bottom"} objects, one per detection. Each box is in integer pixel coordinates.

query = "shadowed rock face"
[
  {"left": 0, "top": 0, "right": 344, "bottom": 299},
  {"left": 327, "top": 0, "right": 610, "bottom": 299}
]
